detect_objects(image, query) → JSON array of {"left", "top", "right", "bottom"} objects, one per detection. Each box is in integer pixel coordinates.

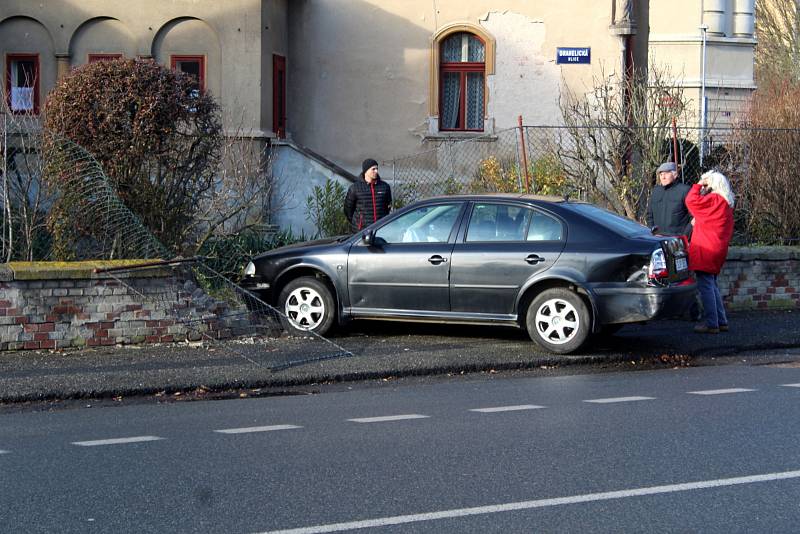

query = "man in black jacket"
[
  {"left": 343, "top": 158, "right": 392, "bottom": 233},
  {"left": 646, "top": 161, "right": 692, "bottom": 237}
]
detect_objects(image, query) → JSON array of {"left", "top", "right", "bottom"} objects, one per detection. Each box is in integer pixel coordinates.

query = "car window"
[
  {"left": 466, "top": 203, "right": 533, "bottom": 242},
  {"left": 569, "top": 203, "right": 649, "bottom": 236},
  {"left": 376, "top": 203, "right": 462, "bottom": 243},
  {"left": 527, "top": 211, "right": 563, "bottom": 241}
]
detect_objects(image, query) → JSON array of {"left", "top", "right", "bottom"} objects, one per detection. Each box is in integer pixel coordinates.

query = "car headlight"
[{"left": 243, "top": 261, "right": 256, "bottom": 277}]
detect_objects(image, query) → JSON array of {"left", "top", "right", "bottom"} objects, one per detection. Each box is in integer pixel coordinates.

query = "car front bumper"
[{"left": 591, "top": 281, "right": 697, "bottom": 326}]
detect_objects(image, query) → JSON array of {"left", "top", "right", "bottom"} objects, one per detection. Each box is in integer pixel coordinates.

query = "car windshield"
[{"left": 569, "top": 203, "right": 649, "bottom": 236}]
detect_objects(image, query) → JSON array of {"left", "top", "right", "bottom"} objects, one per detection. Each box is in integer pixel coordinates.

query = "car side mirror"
[{"left": 362, "top": 230, "right": 377, "bottom": 247}]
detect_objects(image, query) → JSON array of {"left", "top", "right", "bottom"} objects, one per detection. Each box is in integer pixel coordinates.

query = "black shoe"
[{"left": 694, "top": 324, "right": 719, "bottom": 334}]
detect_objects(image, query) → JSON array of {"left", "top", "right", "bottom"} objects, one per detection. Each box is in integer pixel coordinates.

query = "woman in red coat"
[{"left": 685, "top": 170, "right": 735, "bottom": 333}]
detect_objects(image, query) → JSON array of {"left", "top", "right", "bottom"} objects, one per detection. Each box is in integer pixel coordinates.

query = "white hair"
[{"left": 701, "top": 170, "right": 735, "bottom": 208}]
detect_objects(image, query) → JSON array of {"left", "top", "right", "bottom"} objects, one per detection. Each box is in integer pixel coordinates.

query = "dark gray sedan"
[{"left": 241, "top": 194, "right": 694, "bottom": 353}]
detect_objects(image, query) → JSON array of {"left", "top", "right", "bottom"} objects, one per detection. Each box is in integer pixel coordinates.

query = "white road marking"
[
  {"left": 347, "top": 414, "right": 429, "bottom": 423},
  {"left": 688, "top": 388, "right": 756, "bottom": 395},
  {"left": 0, "top": 450, "right": 9, "bottom": 455},
  {"left": 470, "top": 405, "right": 545, "bottom": 413},
  {"left": 256, "top": 469, "right": 800, "bottom": 534},
  {"left": 72, "top": 436, "right": 164, "bottom": 447},
  {"left": 215, "top": 425, "right": 302, "bottom": 434},
  {"left": 583, "top": 396, "right": 655, "bottom": 404},
  {"left": 781, "top": 383, "right": 800, "bottom": 388}
]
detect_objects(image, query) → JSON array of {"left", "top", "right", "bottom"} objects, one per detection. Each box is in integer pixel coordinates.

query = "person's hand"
[
  {"left": 690, "top": 217, "right": 695, "bottom": 226},
  {"left": 698, "top": 176, "right": 709, "bottom": 186}
]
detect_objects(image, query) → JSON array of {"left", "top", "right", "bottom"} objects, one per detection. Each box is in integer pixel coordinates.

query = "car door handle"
[
  {"left": 525, "top": 254, "right": 545, "bottom": 265},
  {"left": 428, "top": 255, "right": 448, "bottom": 265}
]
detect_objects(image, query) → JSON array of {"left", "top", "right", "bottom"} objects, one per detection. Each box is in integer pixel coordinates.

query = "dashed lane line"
[
  {"left": 583, "top": 396, "right": 655, "bottom": 404},
  {"left": 72, "top": 436, "right": 165, "bottom": 447},
  {"left": 687, "top": 388, "right": 756, "bottom": 395},
  {"left": 781, "top": 383, "right": 800, "bottom": 388},
  {"left": 215, "top": 425, "right": 302, "bottom": 434},
  {"left": 469, "top": 405, "right": 545, "bottom": 413},
  {"left": 0, "top": 450, "right": 9, "bottom": 455},
  {"left": 347, "top": 415, "right": 430, "bottom": 423},
  {"left": 256, "top": 468, "right": 800, "bottom": 534}
]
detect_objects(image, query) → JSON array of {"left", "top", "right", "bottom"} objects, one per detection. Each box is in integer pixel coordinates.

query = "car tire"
[
  {"left": 278, "top": 277, "right": 336, "bottom": 336},
  {"left": 526, "top": 288, "right": 590, "bottom": 354}
]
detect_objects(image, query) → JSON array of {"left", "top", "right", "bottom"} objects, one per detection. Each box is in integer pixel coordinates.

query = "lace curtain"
[
  {"left": 441, "top": 33, "right": 485, "bottom": 63},
  {"left": 441, "top": 73, "right": 461, "bottom": 129}
]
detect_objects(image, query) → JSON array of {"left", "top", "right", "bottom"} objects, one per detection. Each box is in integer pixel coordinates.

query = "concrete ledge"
[
  {"left": 727, "top": 246, "right": 800, "bottom": 262},
  {"left": 5, "top": 260, "right": 171, "bottom": 280}
]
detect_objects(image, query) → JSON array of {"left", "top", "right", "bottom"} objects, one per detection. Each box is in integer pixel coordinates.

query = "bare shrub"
[
  {"left": 558, "top": 64, "right": 693, "bottom": 221},
  {"left": 731, "top": 81, "right": 800, "bottom": 244},
  {"left": 0, "top": 104, "right": 53, "bottom": 261},
  {"left": 43, "top": 59, "right": 222, "bottom": 256}
]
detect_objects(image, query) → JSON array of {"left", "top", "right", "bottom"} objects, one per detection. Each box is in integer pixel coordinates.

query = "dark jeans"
[{"left": 695, "top": 271, "right": 728, "bottom": 328}]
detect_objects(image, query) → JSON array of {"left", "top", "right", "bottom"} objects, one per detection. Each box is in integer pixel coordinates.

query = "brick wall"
[
  {"left": 0, "top": 248, "right": 797, "bottom": 351},
  {"left": 719, "top": 247, "right": 800, "bottom": 310},
  {"left": 0, "top": 262, "right": 248, "bottom": 351}
]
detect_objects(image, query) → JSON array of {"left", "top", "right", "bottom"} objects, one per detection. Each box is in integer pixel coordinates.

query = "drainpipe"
[{"left": 699, "top": 23, "right": 708, "bottom": 167}]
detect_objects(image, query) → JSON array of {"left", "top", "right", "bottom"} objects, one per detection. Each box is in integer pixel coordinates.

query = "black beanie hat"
[{"left": 362, "top": 158, "right": 379, "bottom": 173}]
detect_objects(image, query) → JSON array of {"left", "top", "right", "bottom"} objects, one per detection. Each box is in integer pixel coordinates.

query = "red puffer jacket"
[{"left": 684, "top": 184, "right": 734, "bottom": 274}]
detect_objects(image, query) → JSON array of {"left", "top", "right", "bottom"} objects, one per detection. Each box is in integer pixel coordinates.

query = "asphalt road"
[{"left": 3, "top": 362, "right": 800, "bottom": 533}]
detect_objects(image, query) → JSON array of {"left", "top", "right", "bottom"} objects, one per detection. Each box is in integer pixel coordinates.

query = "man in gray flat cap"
[
  {"left": 648, "top": 161, "right": 700, "bottom": 320},
  {"left": 646, "top": 161, "right": 692, "bottom": 237}
]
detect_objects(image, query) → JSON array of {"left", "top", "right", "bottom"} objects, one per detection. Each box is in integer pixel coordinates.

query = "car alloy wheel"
[
  {"left": 526, "top": 288, "right": 590, "bottom": 354},
  {"left": 278, "top": 276, "right": 336, "bottom": 335}
]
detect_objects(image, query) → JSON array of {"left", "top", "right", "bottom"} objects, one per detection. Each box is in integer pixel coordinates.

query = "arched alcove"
[
  {"left": 0, "top": 16, "right": 56, "bottom": 114},
  {"left": 69, "top": 17, "right": 137, "bottom": 65},
  {"left": 152, "top": 17, "right": 221, "bottom": 98}
]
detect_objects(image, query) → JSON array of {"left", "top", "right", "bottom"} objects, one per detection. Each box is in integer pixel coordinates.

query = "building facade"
[{"left": 1, "top": 0, "right": 756, "bottom": 234}]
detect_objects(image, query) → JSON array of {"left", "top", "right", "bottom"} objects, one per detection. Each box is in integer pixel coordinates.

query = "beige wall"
[
  {"left": 0, "top": 0, "right": 283, "bottom": 133},
  {"left": 286, "top": 0, "right": 638, "bottom": 175}
]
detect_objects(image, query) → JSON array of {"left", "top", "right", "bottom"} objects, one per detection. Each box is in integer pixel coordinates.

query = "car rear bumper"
[{"left": 591, "top": 281, "right": 697, "bottom": 325}]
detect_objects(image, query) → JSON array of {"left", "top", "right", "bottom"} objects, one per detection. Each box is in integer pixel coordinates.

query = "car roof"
[{"left": 421, "top": 192, "right": 583, "bottom": 204}]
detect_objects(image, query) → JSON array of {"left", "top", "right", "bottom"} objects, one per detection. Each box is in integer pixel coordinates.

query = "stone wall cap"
[
  {"left": 4, "top": 260, "right": 172, "bottom": 280},
  {"left": 727, "top": 246, "right": 800, "bottom": 261}
]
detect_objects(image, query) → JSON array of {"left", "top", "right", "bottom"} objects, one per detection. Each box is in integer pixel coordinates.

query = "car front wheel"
[
  {"left": 526, "top": 288, "right": 590, "bottom": 354},
  {"left": 278, "top": 277, "right": 336, "bottom": 336}
]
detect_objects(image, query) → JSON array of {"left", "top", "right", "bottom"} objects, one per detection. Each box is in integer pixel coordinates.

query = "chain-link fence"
[
  {"left": 387, "top": 123, "right": 800, "bottom": 246},
  {"left": 1, "top": 121, "right": 352, "bottom": 369}
]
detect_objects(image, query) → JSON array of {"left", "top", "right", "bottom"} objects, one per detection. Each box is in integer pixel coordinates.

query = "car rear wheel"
[
  {"left": 278, "top": 277, "right": 336, "bottom": 336},
  {"left": 526, "top": 288, "right": 590, "bottom": 354}
]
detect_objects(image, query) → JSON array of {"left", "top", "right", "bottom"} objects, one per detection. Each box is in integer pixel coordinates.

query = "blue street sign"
[{"left": 556, "top": 47, "right": 591, "bottom": 64}]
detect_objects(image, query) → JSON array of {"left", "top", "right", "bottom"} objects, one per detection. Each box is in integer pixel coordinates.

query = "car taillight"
[{"left": 648, "top": 248, "right": 668, "bottom": 280}]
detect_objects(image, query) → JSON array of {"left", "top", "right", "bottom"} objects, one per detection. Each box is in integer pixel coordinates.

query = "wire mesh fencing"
[
  {"left": 387, "top": 123, "right": 800, "bottom": 245},
  {"left": 1, "top": 124, "right": 352, "bottom": 369},
  {"left": 95, "top": 259, "right": 352, "bottom": 371},
  {"left": 390, "top": 127, "right": 523, "bottom": 207}
]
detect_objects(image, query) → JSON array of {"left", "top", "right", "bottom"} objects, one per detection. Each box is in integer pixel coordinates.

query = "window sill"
[{"left": 423, "top": 132, "right": 498, "bottom": 142}]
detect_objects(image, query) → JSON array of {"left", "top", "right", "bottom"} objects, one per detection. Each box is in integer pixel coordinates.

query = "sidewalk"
[{"left": 1, "top": 309, "right": 799, "bottom": 404}]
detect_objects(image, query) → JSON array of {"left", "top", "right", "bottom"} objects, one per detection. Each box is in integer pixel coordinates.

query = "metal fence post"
[
  {"left": 2, "top": 112, "right": 10, "bottom": 262},
  {"left": 518, "top": 115, "right": 531, "bottom": 193}
]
